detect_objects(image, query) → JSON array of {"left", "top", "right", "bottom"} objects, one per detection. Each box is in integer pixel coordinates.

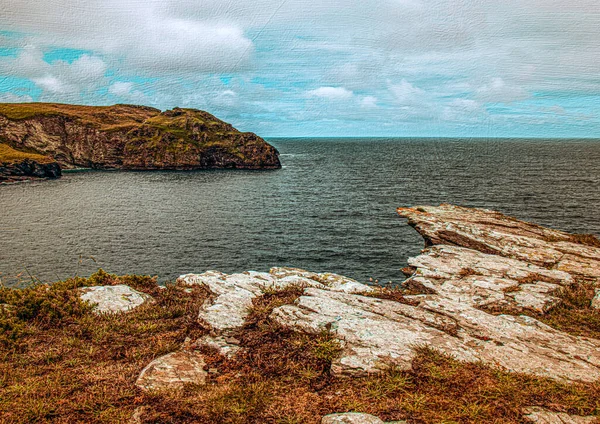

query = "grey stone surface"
[{"left": 79, "top": 285, "right": 153, "bottom": 314}]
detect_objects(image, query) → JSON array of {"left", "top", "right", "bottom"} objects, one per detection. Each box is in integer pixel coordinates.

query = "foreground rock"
[
  {"left": 0, "top": 103, "right": 281, "bottom": 170},
  {"left": 135, "top": 351, "right": 207, "bottom": 391},
  {"left": 403, "top": 244, "right": 572, "bottom": 312},
  {"left": 79, "top": 285, "right": 153, "bottom": 314},
  {"left": 179, "top": 268, "right": 372, "bottom": 332},
  {"left": 523, "top": 406, "right": 597, "bottom": 423},
  {"left": 273, "top": 286, "right": 600, "bottom": 381},
  {"left": 173, "top": 205, "right": 600, "bottom": 384},
  {"left": 0, "top": 143, "right": 61, "bottom": 182},
  {"left": 271, "top": 206, "right": 600, "bottom": 381},
  {"left": 321, "top": 412, "right": 406, "bottom": 424}
]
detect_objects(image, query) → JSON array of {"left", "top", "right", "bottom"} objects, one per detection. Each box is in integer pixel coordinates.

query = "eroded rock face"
[
  {"left": 135, "top": 350, "right": 207, "bottom": 391},
  {"left": 0, "top": 142, "right": 61, "bottom": 182},
  {"left": 592, "top": 289, "right": 600, "bottom": 310},
  {"left": 522, "top": 406, "right": 598, "bottom": 423},
  {"left": 0, "top": 159, "right": 61, "bottom": 182},
  {"left": 79, "top": 285, "right": 153, "bottom": 314}
]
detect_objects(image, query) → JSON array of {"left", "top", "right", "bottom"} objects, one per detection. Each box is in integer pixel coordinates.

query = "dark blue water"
[{"left": 1, "top": 138, "right": 599, "bottom": 286}]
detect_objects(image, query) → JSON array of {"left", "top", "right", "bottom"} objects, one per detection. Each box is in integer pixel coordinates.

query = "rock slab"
[
  {"left": 80, "top": 285, "right": 153, "bottom": 314},
  {"left": 135, "top": 351, "right": 207, "bottom": 391},
  {"left": 523, "top": 406, "right": 597, "bottom": 423},
  {"left": 271, "top": 205, "right": 600, "bottom": 382}
]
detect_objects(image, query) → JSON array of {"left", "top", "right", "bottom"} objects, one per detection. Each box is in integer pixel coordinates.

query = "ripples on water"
[{"left": 1, "top": 138, "right": 599, "bottom": 286}]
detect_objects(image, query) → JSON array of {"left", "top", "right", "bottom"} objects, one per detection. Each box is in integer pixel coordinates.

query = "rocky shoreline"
[
  {"left": 0, "top": 143, "right": 61, "bottom": 183},
  {"left": 2, "top": 204, "right": 599, "bottom": 423}
]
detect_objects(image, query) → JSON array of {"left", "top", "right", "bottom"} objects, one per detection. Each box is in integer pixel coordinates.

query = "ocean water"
[{"left": 1, "top": 138, "right": 599, "bottom": 286}]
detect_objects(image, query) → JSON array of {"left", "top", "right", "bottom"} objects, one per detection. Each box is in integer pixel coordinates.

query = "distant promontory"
[{"left": 0, "top": 103, "right": 281, "bottom": 181}]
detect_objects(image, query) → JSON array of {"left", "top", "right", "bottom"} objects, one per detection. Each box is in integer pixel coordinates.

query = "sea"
[{"left": 1, "top": 138, "right": 599, "bottom": 286}]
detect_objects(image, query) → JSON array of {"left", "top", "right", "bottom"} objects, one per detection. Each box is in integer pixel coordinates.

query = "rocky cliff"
[
  {"left": 0, "top": 143, "right": 61, "bottom": 182},
  {"left": 0, "top": 103, "right": 281, "bottom": 170},
  {"left": 3, "top": 205, "right": 600, "bottom": 423}
]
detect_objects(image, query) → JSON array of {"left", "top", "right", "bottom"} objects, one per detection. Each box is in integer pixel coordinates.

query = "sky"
[{"left": 0, "top": 0, "right": 599, "bottom": 137}]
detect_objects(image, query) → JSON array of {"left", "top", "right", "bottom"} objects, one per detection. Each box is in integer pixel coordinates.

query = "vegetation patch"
[
  {"left": 2, "top": 272, "right": 600, "bottom": 423},
  {"left": 0, "top": 143, "right": 55, "bottom": 165},
  {"left": 0, "top": 103, "right": 158, "bottom": 129},
  {"left": 534, "top": 281, "right": 600, "bottom": 339}
]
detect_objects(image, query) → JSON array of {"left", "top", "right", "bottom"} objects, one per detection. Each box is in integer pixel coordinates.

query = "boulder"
[
  {"left": 79, "top": 285, "right": 153, "bottom": 314},
  {"left": 321, "top": 412, "right": 406, "bottom": 424},
  {"left": 135, "top": 350, "right": 207, "bottom": 391}
]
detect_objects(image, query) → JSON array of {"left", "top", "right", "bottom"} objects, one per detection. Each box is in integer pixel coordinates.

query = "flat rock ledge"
[
  {"left": 522, "top": 406, "right": 597, "bottom": 424},
  {"left": 177, "top": 268, "right": 373, "bottom": 356},
  {"left": 272, "top": 205, "right": 600, "bottom": 381},
  {"left": 79, "top": 285, "right": 153, "bottom": 314}
]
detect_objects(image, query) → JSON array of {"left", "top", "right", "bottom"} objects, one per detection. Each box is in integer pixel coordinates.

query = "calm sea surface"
[{"left": 1, "top": 138, "right": 599, "bottom": 286}]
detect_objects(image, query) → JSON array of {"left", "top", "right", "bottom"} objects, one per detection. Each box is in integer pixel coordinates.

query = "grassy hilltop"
[{"left": 0, "top": 103, "right": 281, "bottom": 171}]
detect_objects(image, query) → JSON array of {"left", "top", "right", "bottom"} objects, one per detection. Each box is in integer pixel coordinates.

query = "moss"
[{"left": 0, "top": 143, "right": 55, "bottom": 165}]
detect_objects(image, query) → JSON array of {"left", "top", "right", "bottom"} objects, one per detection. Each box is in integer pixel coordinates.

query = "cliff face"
[
  {"left": 0, "top": 143, "right": 61, "bottom": 182},
  {"left": 0, "top": 103, "right": 281, "bottom": 170}
]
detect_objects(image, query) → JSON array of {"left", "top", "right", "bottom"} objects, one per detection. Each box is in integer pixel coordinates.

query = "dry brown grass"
[
  {"left": 535, "top": 281, "right": 600, "bottom": 339},
  {"left": 1, "top": 271, "right": 600, "bottom": 423},
  {"left": 0, "top": 103, "right": 159, "bottom": 130},
  {"left": 568, "top": 233, "right": 600, "bottom": 248},
  {"left": 481, "top": 280, "right": 600, "bottom": 340},
  {"left": 0, "top": 143, "right": 55, "bottom": 165}
]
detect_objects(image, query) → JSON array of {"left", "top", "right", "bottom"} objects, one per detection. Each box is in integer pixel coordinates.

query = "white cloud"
[
  {"left": 0, "top": 92, "right": 33, "bottom": 103},
  {"left": 442, "top": 98, "right": 484, "bottom": 122},
  {"left": 0, "top": 47, "right": 108, "bottom": 98},
  {"left": 360, "top": 96, "right": 378, "bottom": 108},
  {"left": 388, "top": 80, "right": 425, "bottom": 105},
  {"left": 1, "top": 1, "right": 254, "bottom": 74},
  {"left": 32, "top": 75, "right": 70, "bottom": 94},
  {"left": 307, "top": 86, "right": 353, "bottom": 100},
  {"left": 476, "top": 78, "right": 530, "bottom": 103},
  {"left": 108, "top": 82, "right": 135, "bottom": 97}
]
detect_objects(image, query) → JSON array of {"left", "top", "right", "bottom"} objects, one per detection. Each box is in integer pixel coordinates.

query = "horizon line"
[{"left": 264, "top": 136, "right": 600, "bottom": 140}]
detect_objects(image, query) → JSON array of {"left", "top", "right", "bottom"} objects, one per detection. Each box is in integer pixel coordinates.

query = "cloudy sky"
[{"left": 0, "top": 0, "right": 598, "bottom": 137}]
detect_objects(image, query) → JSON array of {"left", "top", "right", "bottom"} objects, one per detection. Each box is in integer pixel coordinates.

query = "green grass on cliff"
[
  {"left": 1, "top": 270, "right": 599, "bottom": 423},
  {"left": 0, "top": 103, "right": 159, "bottom": 130},
  {"left": 0, "top": 143, "right": 54, "bottom": 164}
]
